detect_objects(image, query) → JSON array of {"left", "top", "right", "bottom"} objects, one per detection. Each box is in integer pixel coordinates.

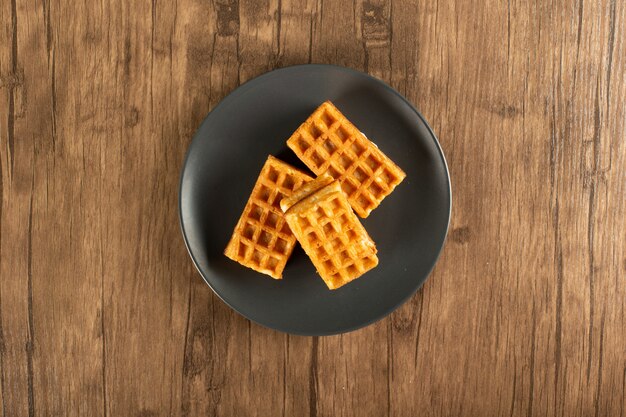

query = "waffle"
[
  {"left": 281, "top": 174, "right": 379, "bottom": 289},
  {"left": 286, "top": 101, "right": 406, "bottom": 218},
  {"left": 224, "top": 156, "right": 313, "bottom": 279}
]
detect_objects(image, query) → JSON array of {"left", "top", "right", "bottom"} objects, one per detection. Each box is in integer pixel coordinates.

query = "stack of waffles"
[{"left": 225, "top": 101, "right": 406, "bottom": 289}]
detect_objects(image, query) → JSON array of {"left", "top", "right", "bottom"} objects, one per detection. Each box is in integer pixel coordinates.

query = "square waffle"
[
  {"left": 286, "top": 101, "right": 406, "bottom": 218},
  {"left": 281, "top": 174, "right": 379, "bottom": 289},
  {"left": 224, "top": 156, "right": 313, "bottom": 278}
]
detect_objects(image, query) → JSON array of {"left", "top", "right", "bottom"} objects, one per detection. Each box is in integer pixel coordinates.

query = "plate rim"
[{"left": 178, "top": 63, "right": 452, "bottom": 336}]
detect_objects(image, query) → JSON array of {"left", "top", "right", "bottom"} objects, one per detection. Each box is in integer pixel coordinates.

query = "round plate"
[{"left": 179, "top": 64, "right": 451, "bottom": 335}]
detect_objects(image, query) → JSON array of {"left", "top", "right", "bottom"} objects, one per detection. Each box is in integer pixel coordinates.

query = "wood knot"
[
  {"left": 123, "top": 37, "right": 132, "bottom": 77},
  {"left": 84, "top": 28, "right": 101, "bottom": 44},
  {"left": 490, "top": 103, "right": 520, "bottom": 118},
  {"left": 450, "top": 226, "right": 471, "bottom": 244},
  {"left": 216, "top": 0, "right": 240, "bottom": 37},
  {"left": 392, "top": 315, "right": 413, "bottom": 331},
  {"left": 187, "top": 44, "right": 213, "bottom": 68},
  {"left": 582, "top": 169, "right": 607, "bottom": 189},
  {"left": 0, "top": 70, "right": 24, "bottom": 90},
  {"left": 391, "top": 302, "right": 416, "bottom": 331},
  {"left": 182, "top": 322, "right": 212, "bottom": 377},
  {"left": 362, "top": 2, "right": 390, "bottom": 42},
  {"left": 125, "top": 107, "right": 140, "bottom": 128}
]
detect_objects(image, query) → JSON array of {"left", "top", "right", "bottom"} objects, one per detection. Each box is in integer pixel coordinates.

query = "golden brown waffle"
[
  {"left": 282, "top": 174, "right": 379, "bottom": 289},
  {"left": 286, "top": 101, "right": 406, "bottom": 218},
  {"left": 224, "top": 156, "right": 313, "bottom": 278}
]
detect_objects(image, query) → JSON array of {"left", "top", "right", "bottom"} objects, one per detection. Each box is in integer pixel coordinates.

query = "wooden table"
[{"left": 1, "top": 0, "right": 625, "bottom": 415}]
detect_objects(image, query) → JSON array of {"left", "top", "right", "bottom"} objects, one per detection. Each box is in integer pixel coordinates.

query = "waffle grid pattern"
[
  {"left": 285, "top": 182, "right": 378, "bottom": 289},
  {"left": 224, "top": 157, "right": 312, "bottom": 278},
  {"left": 287, "top": 101, "right": 406, "bottom": 218}
]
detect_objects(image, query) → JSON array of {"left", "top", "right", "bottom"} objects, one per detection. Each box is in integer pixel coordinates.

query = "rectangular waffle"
[
  {"left": 281, "top": 174, "right": 379, "bottom": 289},
  {"left": 286, "top": 101, "right": 406, "bottom": 218},
  {"left": 224, "top": 156, "right": 313, "bottom": 278}
]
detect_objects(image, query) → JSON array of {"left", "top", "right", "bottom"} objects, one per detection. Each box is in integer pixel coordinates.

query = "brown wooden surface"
[{"left": 1, "top": 0, "right": 625, "bottom": 415}]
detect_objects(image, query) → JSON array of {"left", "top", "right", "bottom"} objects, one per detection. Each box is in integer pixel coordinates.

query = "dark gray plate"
[{"left": 179, "top": 64, "right": 451, "bottom": 335}]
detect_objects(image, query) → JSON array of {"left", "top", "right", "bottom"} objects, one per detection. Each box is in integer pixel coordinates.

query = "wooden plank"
[
  {"left": 0, "top": 1, "right": 34, "bottom": 416},
  {"left": 0, "top": 0, "right": 36, "bottom": 414},
  {"left": 95, "top": 0, "right": 194, "bottom": 415},
  {"left": 174, "top": 0, "right": 245, "bottom": 415},
  {"left": 0, "top": 0, "right": 107, "bottom": 415}
]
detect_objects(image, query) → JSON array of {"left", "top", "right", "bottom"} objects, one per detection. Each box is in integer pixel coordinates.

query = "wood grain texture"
[{"left": 1, "top": 0, "right": 625, "bottom": 416}]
